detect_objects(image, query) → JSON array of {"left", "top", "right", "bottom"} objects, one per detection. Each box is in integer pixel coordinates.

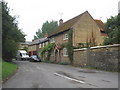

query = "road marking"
[{"left": 54, "top": 73, "right": 85, "bottom": 84}]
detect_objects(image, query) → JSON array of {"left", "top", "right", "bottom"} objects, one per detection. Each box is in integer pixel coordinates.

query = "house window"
[
  {"left": 46, "top": 42, "right": 48, "bottom": 46},
  {"left": 63, "top": 34, "right": 68, "bottom": 40},
  {"left": 43, "top": 43, "right": 45, "bottom": 47},
  {"left": 50, "top": 38, "right": 55, "bottom": 43},
  {"left": 39, "top": 44, "right": 42, "bottom": 48},
  {"left": 63, "top": 48, "right": 68, "bottom": 56}
]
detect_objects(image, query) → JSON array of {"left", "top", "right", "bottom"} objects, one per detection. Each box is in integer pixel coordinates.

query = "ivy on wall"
[
  {"left": 40, "top": 43, "right": 55, "bottom": 60},
  {"left": 66, "top": 29, "right": 73, "bottom": 65}
]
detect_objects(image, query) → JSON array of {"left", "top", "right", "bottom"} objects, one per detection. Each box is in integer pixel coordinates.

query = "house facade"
[
  {"left": 48, "top": 11, "right": 107, "bottom": 63},
  {"left": 28, "top": 39, "right": 40, "bottom": 56},
  {"left": 19, "top": 41, "right": 31, "bottom": 51},
  {"left": 28, "top": 37, "right": 49, "bottom": 57}
]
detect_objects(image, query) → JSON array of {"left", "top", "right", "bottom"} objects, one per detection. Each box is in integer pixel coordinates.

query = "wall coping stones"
[{"left": 74, "top": 44, "right": 120, "bottom": 51}]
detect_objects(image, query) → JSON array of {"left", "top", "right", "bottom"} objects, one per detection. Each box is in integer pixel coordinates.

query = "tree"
[
  {"left": 42, "top": 21, "right": 58, "bottom": 35},
  {"left": 34, "top": 29, "right": 43, "bottom": 39},
  {"left": 103, "top": 14, "right": 120, "bottom": 45},
  {"left": 34, "top": 21, "right": 58, "bottom": 40},
  {"left": 2, "top": 1, "right": 25, "bottom": 61}
]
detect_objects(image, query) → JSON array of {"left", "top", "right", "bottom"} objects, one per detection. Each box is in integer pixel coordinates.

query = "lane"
[{"left": 3, "top": 61, "right": 118, "bottom": 88}]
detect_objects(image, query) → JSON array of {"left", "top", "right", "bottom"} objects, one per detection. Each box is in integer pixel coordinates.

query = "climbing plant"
[
  {"left": 40, "top": 43, "right": 55, "bottom": 60},
  {"left": 66, "top": 29, "right": 73, "bottom": 65}
]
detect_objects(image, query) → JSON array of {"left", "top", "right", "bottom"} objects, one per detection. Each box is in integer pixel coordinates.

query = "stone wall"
[{"left": 73, "top": 44, "right": 120, "bottom": 71}]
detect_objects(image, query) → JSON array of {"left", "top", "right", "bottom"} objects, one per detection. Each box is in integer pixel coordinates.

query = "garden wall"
[{"left": 73, "top": 44, "right": 120, "bottom": 71}]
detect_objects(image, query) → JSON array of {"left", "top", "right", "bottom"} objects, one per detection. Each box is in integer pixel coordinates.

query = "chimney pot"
[{"left": 59, "top": 19, "right": 63, "bottom": 25}]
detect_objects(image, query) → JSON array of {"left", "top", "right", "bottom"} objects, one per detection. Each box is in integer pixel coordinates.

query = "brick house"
[
  {"left": 28, "top": 39, "right": 40, "bottom": 56},
  {"left": 19, "top": 41, "right": 31, "bottom": 50},
  {"left": 28, "top": 37, "right": 49, "bottom": 57},
  {"left": 48, "top": 11, "right": 107, "bottom": 63}
]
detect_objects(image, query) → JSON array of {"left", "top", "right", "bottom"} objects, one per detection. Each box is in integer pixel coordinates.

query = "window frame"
[
  {"left": 39, "top": 44, "right": 42, "bottom": 48},
  {"left": 63, "top": 34, "right": 68, "bottom": 40},
  {"left": 63, "top": 48, "right": 68, "bottom": 56},
  {"left": 50, "top": 38, "right": 55, "bottom": 43}
]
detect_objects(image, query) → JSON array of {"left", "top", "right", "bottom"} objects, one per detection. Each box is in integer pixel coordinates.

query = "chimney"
[
  {"left": 59, "top": 19, "right": 63, "bottom": 25},
  {"left": 44, "top": 33, "right": 48, "bottom": 37}
]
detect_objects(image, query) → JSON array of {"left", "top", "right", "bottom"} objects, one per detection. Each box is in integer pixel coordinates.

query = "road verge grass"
[
  {"left": 2, "top": 61, "right": 18, "bottom": 81},
  {"left": 0, "top": 60, "right": 2, "bottom": 81}
]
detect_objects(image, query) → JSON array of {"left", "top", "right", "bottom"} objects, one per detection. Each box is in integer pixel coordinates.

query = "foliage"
[
  {"left": 0, "top": 61, "right": 1, "bottom": 81},
  {"left": 2, "top": 61, "right": 17, "bottom": 81},
  {"left": 34, "top": 21, "right": 58, "bottom": 40},
  {"left": 40, "top": 43, "right": 55, "bottom": 60},
  {"left": 103, "top": 14, "right": 120, "bottom": 45},
  {"left": 34, "top": 29, "right": 43, "bottom": 40},
  {"left": 66, "top": 29, "right": 73, "bottom": 65},
  {"left": 42, "top": 21, "right": 58, "bottom": 35},
  {"left": 61, "top": 43, "right": 68, "bottom": 48},
  {"left": 2, "top": 1, "right": 25, "bottom": 61}
]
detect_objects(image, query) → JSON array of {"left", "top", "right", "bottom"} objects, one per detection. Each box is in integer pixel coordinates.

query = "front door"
[{"left": 55, "top": 49, "right": 60, "bottom": 62}]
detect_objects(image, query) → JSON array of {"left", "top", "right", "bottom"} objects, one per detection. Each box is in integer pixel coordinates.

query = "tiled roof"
[
  {"left": 49, "top": 11, "right": 88, "bottom": 37},
  {"left": 49, "top": 11, "right": 106, "bottom": 37},
  {"left": 29, "top": 37, "right": 48, "bottom": 45},
  {"left": 20, "top": 41, "right": 31, "bottom": 45},
  {"left": 95, "top": 20, "right": 107, "bottom": 36},
  {"left": 95, "top": 20, "right": 104, "bottom": 31}
]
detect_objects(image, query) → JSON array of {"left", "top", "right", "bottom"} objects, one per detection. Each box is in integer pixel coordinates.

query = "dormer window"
[{"left": 63, "top": 34, "right": 68, "bottom": 40}]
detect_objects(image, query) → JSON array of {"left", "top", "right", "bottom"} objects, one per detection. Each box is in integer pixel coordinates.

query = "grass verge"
[
  {"left": 0, "top": 61, "right": 2, "bottom": 81},
  {"left": 2, "top": 61, "right": 17, "bottom": 81}
]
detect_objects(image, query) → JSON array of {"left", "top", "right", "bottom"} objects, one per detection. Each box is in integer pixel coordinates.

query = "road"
[{"left": 3, "top": 61, "right": 118, "bottom": 88}]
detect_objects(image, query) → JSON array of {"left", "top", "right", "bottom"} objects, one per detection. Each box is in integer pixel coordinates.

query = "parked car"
[{"left": 29, "top": 55, "right": 41, "bottom": 62}]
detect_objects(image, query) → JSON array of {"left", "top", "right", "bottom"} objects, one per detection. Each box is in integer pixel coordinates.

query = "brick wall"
[
  {"left": 73, "top": 44, "right": 120, "bottom": 71},
  {"left": 73, "top": 12, "right": 105, "bottom": 46}
]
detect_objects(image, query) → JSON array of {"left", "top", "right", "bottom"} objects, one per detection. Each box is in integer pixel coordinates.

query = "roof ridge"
[
  {"left": 49, "top": 11, "right": 88, "bottom": 37},
  {"left": 61, "top": 11, "right": 88, "bottom": 26}
]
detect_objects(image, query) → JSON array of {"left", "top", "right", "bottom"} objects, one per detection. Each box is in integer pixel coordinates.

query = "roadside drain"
[{"left": 54, "top": 71, "right": 85, "bottom": 84}]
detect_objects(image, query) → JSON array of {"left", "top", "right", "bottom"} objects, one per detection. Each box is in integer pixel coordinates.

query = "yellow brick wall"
[
  {"left": 73, "top": 12, "right": 105, "bottom": 46},
  {"left": 51, "top": 32, "right": 68, "bottom": 45}
]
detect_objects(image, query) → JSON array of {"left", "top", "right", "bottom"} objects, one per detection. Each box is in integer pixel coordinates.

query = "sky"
[{"left": 5, "top": 0, "right": 120, "bottom": 41}]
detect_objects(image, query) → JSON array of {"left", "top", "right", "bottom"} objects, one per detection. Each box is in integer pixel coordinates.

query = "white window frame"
[
  {"left": 63, "top": 48, "right": 68, "bottom": 56},
  {"left": 39, "top": 44, "right": 42, "bottom": 48},
  {"left": 63, "top": 34, "right": 68, "bottom": 40},
  {"left": 43, "top": 43, "right": 45, "bottom": 47},
  {"left": 50, "top": 38, "right": 55, "bottom": 43},
  {"left": 46, "top": 42, "right": 48, "bottom": 46}
]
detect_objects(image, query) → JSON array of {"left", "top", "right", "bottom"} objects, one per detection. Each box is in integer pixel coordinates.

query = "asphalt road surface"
[{"left": 3, "top": 61, "right": 118, "bottom": 88}]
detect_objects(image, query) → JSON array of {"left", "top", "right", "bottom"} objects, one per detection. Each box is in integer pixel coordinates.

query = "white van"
[{"left": 16, "top": 50, "right": 30, "bottom": 60}]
